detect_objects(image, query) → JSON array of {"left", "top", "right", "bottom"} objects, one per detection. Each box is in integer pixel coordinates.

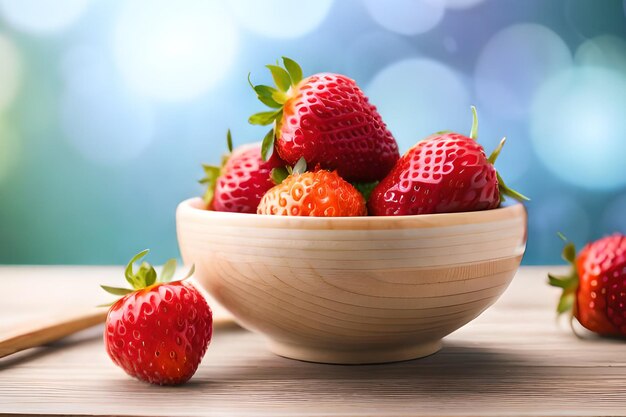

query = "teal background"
[{"left": 0, "top": 0, "right": 625, "bottom": 265}]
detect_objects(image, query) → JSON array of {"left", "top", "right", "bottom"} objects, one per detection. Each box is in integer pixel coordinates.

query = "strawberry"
[
  {"left": 368, "top": 107, "right": 528, "bottom": 216},
  {"left": 101, "top": 250, "right": 212, "bottom": 385},
  {"left": 257, "top": 159, "right": 366, "bottom": 216},
  {"left": 200, "top": 130, "right": 284, "bottom": 213},
  {"left": 548, "top": 234, "right": 626, "bottom": 337},
  {"left": 248, "top": 57, "right": 399, "bottom": 183}
]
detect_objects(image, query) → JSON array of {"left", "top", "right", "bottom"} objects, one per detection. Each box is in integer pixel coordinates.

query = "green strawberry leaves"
[
  {"left": 199, "top": 130, "right": 235, "bottom": 205},
  {"left": 547, "top": 233, "right": 580, "bottom": 316},
  {"left": 248, "top": 57, "right": 305, "bottom": 161},
  {"left": 270, "top": 157, "right": 307, "bottom": 185},
  {"left": 266, "top": 65, "right": 292, "bottom": 91},
  {"left": 469, "top": 108, "right": 529, "bottom": 204},
  {"left": 249, "top": 110, "right": 282, "bottom": 126},
  {"left": 226, "top": 129, "right": 233, "bottom": 153},
  {"left": 160, "top": 258, "right": 177, "bottom": 283},
  {"left": 282, "top": 57, "right": 303, "bottom": 85},
  {"left": 100, "top": 285, "right": 133, "bottom": 296},
  {"left": 261, "top": 129, "right": 275, "bottom": 161},
  {"left": 101, "top": 250, "right": 195, "bottom": 304},
  {"left": 292, "top": 157, "right": 307, "bottom": 175},
  {"left": 353, "top": 181, "right": 379, "bottom": 201},
  {"left": 271, "top": 166, "right": 289, "bottom": 184}
]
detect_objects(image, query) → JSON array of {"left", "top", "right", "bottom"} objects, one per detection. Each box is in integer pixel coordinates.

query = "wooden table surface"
[{"left": 1, "top": 265, "right": 625, "bottom": 417}]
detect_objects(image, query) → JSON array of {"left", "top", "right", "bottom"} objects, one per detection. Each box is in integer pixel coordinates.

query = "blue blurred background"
[{"left": 0, "top": 0, "right": 625, "bottom": 265}]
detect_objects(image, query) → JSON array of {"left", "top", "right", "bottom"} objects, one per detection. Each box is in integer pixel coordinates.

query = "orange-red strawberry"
[
  {"left": 548, "top": 234, "right": 626, "bottom": 337},
  {"left": 200, "top": 130, "right": 284, "bottom": 213},
  {"left": 257, "top": 161, "right": 366, "bottom": 216},
  {"left": 101, "top": 250, "right": 212, "bottom": 385},
  {"left": 248, "top": 57, "right": 399, "bottom": 183},
  {"left": 368, "top": 107, "right": 527, "bottom": 216}
]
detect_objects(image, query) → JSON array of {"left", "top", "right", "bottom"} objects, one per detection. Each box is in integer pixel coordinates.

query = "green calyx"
[
  {"left": 199, "top": 130, "right": 233, "bottom": 205},
  {"left": 100, "top": 250, "right": 195, "bottom": 305},
  {"left": 270, "top": 157, "right": 307, "bottom": 185},
  {"left": 468, "top": 106, "right": 530, "bottom": 204},
  {"left": 352, "top": 181, "right": 379, "bottom": 201},
  {"left": 248, "top": 57, "right": 304, "bottom": 161},
  {"left": 547, "top": 234, "right": 579, "bottom": 315}
]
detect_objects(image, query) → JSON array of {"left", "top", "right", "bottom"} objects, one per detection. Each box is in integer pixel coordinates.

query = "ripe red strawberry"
[
  {"left": 101, "top": 250, "right": 212, "bottom": 385},
  {"left": 200, "top": 130, "right": 284, "bottom": 213},
  {"left": 248, "top": 57, "right": 399, "bottom": 183},
  {"left": 549, "top": 234, "right": 626, "bottom": 337},
  {"left": 368, "top": 107, "right": 528, "bottom": 216},
  {"left": 257, "top": 159, "right": 366, "bottom": 216}
]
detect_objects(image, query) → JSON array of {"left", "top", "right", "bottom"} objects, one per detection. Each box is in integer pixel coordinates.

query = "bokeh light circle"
[
  {"left": 445, "top": 0, "right": 486, "bottom": 9},
  {"left": 345, "top": 31, "right": 417, "bottom": 83},
  {"left": 60, "top": 45, "right": 156, "bottom": 165},
  {"left": 364, "top": 0, "right": 445, "bottom": 36},
  {"left": 0, "top": 119, "right": 19, "bottom": 184},
  {"left": 229, "top": 0, "right": 333, "bottom": 39},
  {"left": 475, "top": 23, "right": 572, "bottom": 120},
  {"left": 113, "top": 0, "right": 237, "bottom": 102},
  {"left": 575, "top": 35, "right": 626, "bottom": 73},
  {"left": 366, "top": 58, "right": 470, "bottom": 151},
  {"left": 0, "top": 0, "right": 90, "bottom": 34},
  {"left": 530, "top": 67, "right": 626, "bottom": 190},
  {"left": 0, "top": 34, "right": 21, "bottom": 112}
]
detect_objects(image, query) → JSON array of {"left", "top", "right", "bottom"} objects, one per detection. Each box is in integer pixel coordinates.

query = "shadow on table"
[{"left": 203, "top": 340, "right": 550, "bottom": 398}]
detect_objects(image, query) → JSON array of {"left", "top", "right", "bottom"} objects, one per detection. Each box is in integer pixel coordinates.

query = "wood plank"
[{"left": 1, "top": 266, "right": 625, "bottom": 416}]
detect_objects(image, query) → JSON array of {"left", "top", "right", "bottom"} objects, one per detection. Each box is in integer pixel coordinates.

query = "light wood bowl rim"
[{"left": 177, "top": 197, "right": 527, "bottom": 230}]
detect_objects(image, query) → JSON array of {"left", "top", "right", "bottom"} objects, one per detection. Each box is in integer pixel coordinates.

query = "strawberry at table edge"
[
  {"left": 548, "top": 234, "right": 626, "bottom": 337},
  {"left": 101, "top": 250, "right": 213, "bottom": 385}
]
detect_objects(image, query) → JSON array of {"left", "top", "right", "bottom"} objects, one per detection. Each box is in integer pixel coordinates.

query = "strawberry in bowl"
[
  {"left": 248, "top": 57, "right": 399, "bottom": 183},
  {"left": 179, "top": 57, "right": 528, "bottom": 364},
  {"left": 368, "top": 107, "right": 528, "bottom": 216},
  {"left": 200, "top": 130, "right": 284, "bottom": 213}
]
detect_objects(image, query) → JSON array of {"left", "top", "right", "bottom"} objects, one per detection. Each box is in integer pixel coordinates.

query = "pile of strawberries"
[
  {"left": 201, "top": 57, "right": 526, "bottom": 217},
  {"left": 99, "top": 58, "right": 626, "bottom": 389}
]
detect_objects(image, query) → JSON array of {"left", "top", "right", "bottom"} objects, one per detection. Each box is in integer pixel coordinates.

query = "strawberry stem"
[{"left": 469, "top": 105, "right": 478, "bottom": 140}]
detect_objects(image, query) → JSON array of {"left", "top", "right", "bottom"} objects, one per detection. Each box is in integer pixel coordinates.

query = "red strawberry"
[
  {"left": 368, "top": 107, "right": 528, "bottom": 216},
  {"left": 101, "top": 250, "right": 212, "bottom": 385},
  {"left": 549, "top": 234, "right": 626, "bottom": 337},
  {"left": 248, "top": 57, "right": 399, "bottom": 183},
  {"left": 257, "top": 159, "right": 366, "bottom": 217},
  {"left": 201, "top": 130, "right": 284, "bottom": 213}
]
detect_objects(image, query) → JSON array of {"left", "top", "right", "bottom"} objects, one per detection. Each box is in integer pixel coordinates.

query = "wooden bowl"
[{"left": 176, "top": 198, "right": 527, "bottom": 364}]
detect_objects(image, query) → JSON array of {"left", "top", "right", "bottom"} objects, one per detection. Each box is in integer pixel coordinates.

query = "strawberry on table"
[
  {"left": 257, "top": 158, "right": 366, "bottom": 217},
  {"left": 248, "top": 57, "right": 399, "bottom": 183},
  {"left": 101, "top": 250, "right": 213, "bottom": 385},
  {"left": 200, "top": 130, "right": 284, "bottom": 213},
  {"left": 548, "top": 234, "right": 626, "bottom": 337},
  {"left": 368, "top": 107, "right": 528, "bottom": 216}
]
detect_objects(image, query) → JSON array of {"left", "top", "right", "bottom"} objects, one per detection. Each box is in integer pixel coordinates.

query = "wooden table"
[{"left": 1, "top": 266, "right": 625, "bottom": 416}]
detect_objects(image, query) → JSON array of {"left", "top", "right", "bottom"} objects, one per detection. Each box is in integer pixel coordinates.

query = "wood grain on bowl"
[{"left": 177, "top": 198, "right": 527, "bottom": 364}]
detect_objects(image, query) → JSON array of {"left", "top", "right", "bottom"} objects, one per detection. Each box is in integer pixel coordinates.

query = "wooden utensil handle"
[
  {"left": 0, "top": 306, "right": 237, "bottom": 359},
  {"left": 0, "top": 308, "right": 109, "bottom": 359}
]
